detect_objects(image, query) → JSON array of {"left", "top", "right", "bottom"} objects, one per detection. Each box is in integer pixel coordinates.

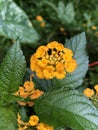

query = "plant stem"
[{"left": 89, "top": 61, "right": 98, "bottom": 67}]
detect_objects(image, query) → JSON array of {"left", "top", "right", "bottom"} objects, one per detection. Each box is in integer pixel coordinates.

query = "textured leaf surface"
[
  {"left": 0, "top": 0, "right": 39, "bottom": 44},
  {"left": 0, "top": 41, "right": 26, "bottom": 93},
  {"left": 55, "top": 32, "right": 88, "bottom": 89},
  {"left": 58, "top": 2, "right": 75, "bottom": 24},
  {"left": 0, "top": 106, "right": 17, "bottom": 130},
  {"left": 35, "top": 89, "right": 98, "bottom": 130}
]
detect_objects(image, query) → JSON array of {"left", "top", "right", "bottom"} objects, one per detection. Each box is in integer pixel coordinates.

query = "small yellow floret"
[
  {"left": 24, "top": 81, "right": 34, "bottom": 91},
  {"left": 95, "top": 31, "right": 98, "bottom": 37},
  {"left": 29, "top": 115, "right": 39, "bottom": 126},
  {"left": 82, "top": 23, "right": 86, "bottom": 27},
  {"left": 30, "top": 89, "right": 44, "bottom": 99},
  {"left": 17, "top": 101, "right": 27, "bottom": 106},
  {"left": 91, "top": 26, "right": 97, "bottom": 30},
  {"left": 83, "top": 88, "right": 94, "bottom": 97},
  {"left": 60, "top": 27, "right": 65, "bottom": 32},
  {"left": 65, "top": 59, "right": 77, "bottom": 73},
  {"left": 41, "top": 22, "right": 45, "bottom": 27},
  {"left": 36, "top": 15, "right": 43, "bottom": 21},
  {"left": 36, "top": 123, "right": 54, "bottom": 130},
  {"left": 18, "top": 126, "right": 28, "bottom": 130},
  {"left": 19, "top": 87, "right": 29, "bottom": 98},
  {"left": 94, "top": 85, "right": 98, "bottom": 93}
]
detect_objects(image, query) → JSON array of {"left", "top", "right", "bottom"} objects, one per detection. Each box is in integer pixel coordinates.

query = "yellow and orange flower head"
[
  {"left": 14, "top": 80, "right": 44, "bottom": 107},
  {"left": 83, "top": 88, "right": 94, "bottom": 97},
  {"left": 30, "top": 41, "right": 77, "bottom": 80}
]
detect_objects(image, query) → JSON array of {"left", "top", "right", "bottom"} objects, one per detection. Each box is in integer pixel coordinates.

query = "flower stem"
[{"left": 89, "top": 61, "right": 98, "bottom": 67}]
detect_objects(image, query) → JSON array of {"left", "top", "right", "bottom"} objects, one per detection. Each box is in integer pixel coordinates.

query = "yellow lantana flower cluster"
[
  {"left": 30, "top": 41, "right": 77, "bottom": 79},
  {"left": 14, "top": 80, "right": 44, "bottom": 106},
  {"left": 17, "top": 113, "right": 54, "bottom": 130}
]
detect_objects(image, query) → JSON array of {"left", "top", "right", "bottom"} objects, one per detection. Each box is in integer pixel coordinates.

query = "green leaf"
[
  {"left": 19, "top": 107, "right": 28, "bottom": 122},
  {"left": 0, "top": 41, "right": 26, "bottom": 93},
  {"left": 0, "top": 106, "right": 17, "bottom": 130},
  {"left": 34, "top": 89, "right": 98, "bottom": 130},
  {"left": 0, "top": 0, "right": 39, "bottom": 45},
  {"left": 55, "top": 32, "right": 88, "bottom": 89},
  {"left": 58, "top": 2, "right": 75, "bottom": 24}
]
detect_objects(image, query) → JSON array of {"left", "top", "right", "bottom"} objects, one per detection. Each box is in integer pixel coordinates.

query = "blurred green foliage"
[{"left": 14, "top": 0, "right": 98, "bottom": 58}]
